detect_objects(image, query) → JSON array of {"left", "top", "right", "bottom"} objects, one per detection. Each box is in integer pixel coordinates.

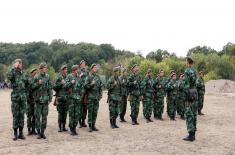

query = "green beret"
[
  {"left": 170, "top": 70, "right": 175, "bottom": 74},
  {"left": 79, "top": 60, "right": 86, "bottom": 66},
  {"left": 39, "top": 63, "right": 47, "bottom": 69},
  {"left": 90, "top": 63, "right": 97, "bottom": 70},
  {"left": 71, "top": 65, "right": 79, "bottom": 71},
  {"left": 147, "top": 68, "right": 152, "bottom": 74},
  {"left": 113, "top": 66, "right": 120, "bottom": 72},
  {"left": 60, "top": 65, "right": 67, "bottom": 71},
  {"left": 131, "top": 64, "right": 137, "bottom": 70},
  {"left": 30, "top": 68, "right": 37, "bottom": 73},
  {"left": 14, "top": 59, "right": 22, "bottom": 64},
  {"left": 179, "top": 73, "right": 184, "bottom": 77},
  {"left": 159, "top": 69, "right": 164, "bottom": 73},
  {"left": 171, "top": 72, "right": 176, "bottom": 78}
]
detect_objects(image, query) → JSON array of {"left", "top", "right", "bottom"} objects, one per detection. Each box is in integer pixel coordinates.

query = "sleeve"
[
  {"left": 48, "top": 76, "right": 53, "bottom": 101},
  {"left": 84, "top": 75, "right": 94, "bottom": 90},
  {"left": 140, "top": 77, "right": 147, "bottom": 95},
  {"left": 53, "top": 76, "right": 62, "bottom": 91},
  {"left": 7, "top": 68, "right": 15, "bottom": 83},
  {"left": 107, "top": 77, "right": 114, "bottom": 90},
  {"left": 64, "top": 75, "right": 72, "bottom": 89}
]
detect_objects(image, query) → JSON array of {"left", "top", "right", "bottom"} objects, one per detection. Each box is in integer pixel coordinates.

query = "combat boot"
[
  {"left": 18, "top": 127, "right": 25, "bottom": 140},
  {"left": 82, "top": 120, "right": 87, "bottom": 127},
  {"left": 27, "top": 128, "right": 31, "bottom": 136},
  {"left": 74, "top": 129, "right": 78, "bottom": 135},
  {"left": 13, "top": 128, "right": 18, "bottom": 141},
  {"left": 37, "top": 129, "right": 41, "bottom": 139},
  {"left": 41, "top": 130, "right": 46, "bottom": 139},
  {"left": 198, "top": 110, "right": 204, "bottom": 115},
  {"left": 32, "top": 127, "right": 37, "bottom": 135},
  {"left": 70, "top": 128, "right": 76, "bottom": 136},
  {"left": 88, "top": 124, "right": 93, "bottom": 132},
  {"left": 92, "top": 124, "right": 99, "bottom": 131},
  {"left": 131, "top": 118, "right": 136, "bottom": 125},
  {"left": 58, "top": 123, "right": 62, "bottom": 132},
  {"left": 183, "top": 132, "right": 195, "bottom": 141},
  {"left": 120, "top": 116, "right": 126, "bottom": 122},
  {"left": 135, "top": 119, "right": 139, "bottom": 125},
  {"left": 62, "top": 123, "right": 68, "bottom": 131},
  {"left": 79, "top": 120, "right": 83, "bottom": 128},
  {"left": 110, "top": 119, "right": 115, "bottom": 129},
  {"left": 113, "top": 119, "right": 119, "bottom": 128}
]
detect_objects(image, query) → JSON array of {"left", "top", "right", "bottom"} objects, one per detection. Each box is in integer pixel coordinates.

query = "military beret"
[
  {"left": 39, "top": 63, "right": 47, "bottom": 69},
  {"left": 159, "top": 69, "right": 164, "bottom": 73},
  {"left": 30, "top": 68, "right": 37, "bottom": 73},
  {"left": 170, "top": 70, "right": 175, "bottom": 74},
  {"left": 90, "top": 63, "right": 97, "bottom": 70},
  {"left": 113, "top": 66, "right": 120, "bottom": 72},
  {"left": 71, "top": 65, "right": 79, "bottom": 71},
  {"left": 14, "top": 59, "right": 22, "bottom": 64},
  {"left": 179, "top": 73, "right": 184, "bottom": 77},
  {"left": 171, "top": 72, "right": 176, "bottom": 78},
  {"left": 186, "top": 57, "right": 194, "bottom": 64},
  {"left": 131, "top": 64, "right": 137, "bottom": 70},
  {"left": 147, "top": 68, "right": 152, "bottom": 74},
  {"left": 60, "top": 65, "right": 67, "bottom": 71},
  {"left": 79, "top": 60, "right": 86, "bottom": 66}
]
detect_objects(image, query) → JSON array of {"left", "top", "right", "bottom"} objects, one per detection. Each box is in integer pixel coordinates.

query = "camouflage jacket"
[
  {"left": 107, "top": 76, "right": 122, "bottom": 102},
  {"left": 177, "top": 80, "right": 187, "bottom": 99},
  {"left": 141, "top": 75, "right": 154, "bottom": 98},
  {"left": 196, "top": 76, "right": 205, "bottom": 95},
  {"left": 153, "top": 76, "right": 165, "bottom": 97},
  {"left": 64, "top": 73, "right": 83, "bottom": 100},
  {"left": 184, "top": 67, "right": 197, "bottom": 90},
  {"left": 166, "top": 79, "right": 178, "bottom": 99},
  {"left": 53, "top": 73, "right": 68, "bottom": 98},
  {"left": 84, "top": 72, "right": 103, "bottom": 101},
  {"left": 120, "top": 75, "right": 128, "bottom": 97},
  {"left": 26, "top": 75, "right": 37, "bottom": 100},
  {"left": 32, "top": 73, "right": 53, "bottom": 104},
  {"left": 127, "top": 73, "right": 142, "bottom": 96}
]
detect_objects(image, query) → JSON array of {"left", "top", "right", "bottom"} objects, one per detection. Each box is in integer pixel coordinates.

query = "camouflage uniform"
[
  {"left": 177, "top": 77, "right": 186, "bottom": 119},
  {"left": 7, "top": 59, "right": 27, "bottom": 140},
  {"left": 196, "top": 75, "right": 205, "bottom": 115},
  {"left": 32, "top": 63, "right": 52, "bottom": 139},
  {"left": 165, "top": 71, "right": 175, "bottom": 116},
  {"left": 107, "top": 67, "right": 122, "bottom": 128},
  {"left": 84, "top": 64, "right": 102, "bottom": 132},
  {"left": 53, "top": 66, "right": 68, "bottom": 132},
  {"left": 127, "top": 65, "right": 142, "bottom": 125},
  {"left": 166, "top": 75, "right": 178, "bottom": 120},
  {"left": 119, "top": 73, "right": 128, "bottom": 122},
  {"left": 64, "top": 66, "right": 83, "bottom": 135},
  {"left": 153, "top": 75, "right": 165, "bottom": 119},
  {"left": 141, "top": 70, "right": 154, "bottom": 122}
]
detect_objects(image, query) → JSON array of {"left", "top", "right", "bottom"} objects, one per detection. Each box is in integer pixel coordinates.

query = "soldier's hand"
[
  {"left": 173, "top": 84, "right": 176, "bottom": 87},
  {"left": 114, "top": 81, "right": 117, "bottom": 85},
  {"left": 80, "top": 73, "right": 83, "bottom": 77},
  {"left": 159, "top": 85, "right": 162, "bottom": 88},
  {"left": 71, "top": 80, "right": 75, "bottom": 84},
  {"left": 39, "top": 80, "right": 42, "bottom": 85},
  {"left": 140, "top": 96, "right": 143, "bottom": 101},
  {"left": 134, "top": 80, "right": 137, "bottom": 85},
  {"left": 91, "top": 80, "right": 96, "bottom": 85},
  {"left": 61, "top": 80, "right": 65, "bottom": 85}
]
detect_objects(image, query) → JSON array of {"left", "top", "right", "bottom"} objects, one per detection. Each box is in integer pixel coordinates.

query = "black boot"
[
  {"left": 58, "top": 123, "right": 62, "bottom": 132},
  {"left": 120, "top": 116, "right": 126, "bottom": 122},
  {"left": 82, "top": 120, "right": 87, "bottom": 127},
  {"left": 13, "top": 128, "right": 18, "bottom": 141},
  {"left": 110, "top": 119, "right": 115, "bottom": 129},
  {"left": 18, "top": 127, "right": 25, "bottom": 140},
  {"left": 92, "top": 124, "right": 99, "bottom": 131},
  {"left": 131, "top": 118, "right": 136, "bottom": 125},
  {"left": 74, "top": 128, "right": 78, "bottom": 135},
  {"left": 146, "top": 118, "right": 150, "bottom": 123},
  {"left": 183, "top": 132, "right": 195, "bottom": 141},
  {"left": 88, "top": 124, "right": 93, "bottom": 132},
  {"left": 41, "top": 130, "right": 46, "bottom": 139},
  {"left": 198, "top": 110, "right": 204, "bottom": 115},
  {"left": 70, "top": 128, "right": 76, "bottom": 136},
  {"left": 32, "top": 127, "right": 37, "bottom": 135},
  {"left": 135, "top": 119, "right": 139, "bottom": 125},
  {"left": 27, "top": 128, "right": 31, "bottom": 136},
  {"left": 79, "top": 120, "right": 83, "bottom": 128},
  {"left": 62, "top": 123, "right": 68, "bottom": 131},
  {"left": 113, "top": 119, "right": 119, "bottom": 128},
  {"left": 37, "top": 129, "right": 41, "bottom": 139},
  {"left": 180, "top": 115, "right": 185, "bottom": 120}
]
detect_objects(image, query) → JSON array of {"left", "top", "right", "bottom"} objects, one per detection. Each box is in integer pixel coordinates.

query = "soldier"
[
  {"left": 153, "top": 69, "right": 165, "bottom": 120},
  {"left": 141, "top": 69, "right": 154, "bottom": 123},
  {"left": 196, "top": 71, "right": 205, "bottom": 115},
  {"left": 177, "top": 73, "right": 186, "bottom": 120},
  {"left": 107, "top": 66, "right": 122, "bottom": 129},
  {"left": 84, "top": 64, "right": 103, "bottom": 132},
  {"left": 33, "top": 63, "right": 53, "bottom": 139},
  {"left": 119, "top": 68, "right": 128, "bottom": 122},
  {"left": 165, "top": 70, "right": 176, "bottom": 116},
  {"left": 166, "top": 73, "right": 178, "bottom": 120},
  {"left": 78, "top": 60, "right": 89, "bottom": 128},
  {"left": 183, "top": 57, "right": 198, "bottom": 141},
  {"left": 53, "top": 65, "right": 69, "bottom": 132},
  {"left": 26, "top": 68, "right": 38, "bottom": 135},
  {"left": 64, "top": 65, "right": 83, "bottom": 136},
  {"left": 7, "top": 59, "right": 27, "bottom": 140},
  {"left": 127, "top": 64, "right": 142, "bottom": 125}
]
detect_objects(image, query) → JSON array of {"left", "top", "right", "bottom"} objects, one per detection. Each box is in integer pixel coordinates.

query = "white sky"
[{"left": 0, "top": 0, "right": 235, "bottom": 57}]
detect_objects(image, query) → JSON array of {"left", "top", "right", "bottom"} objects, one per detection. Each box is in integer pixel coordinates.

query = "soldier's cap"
[
  {"left": 199, "top": 71, "right": 204, "bottom": 74},
  {"left": 171, "top": 72, "right": 176, "bottom": 78},
  {"left": 30, "top": 68, "right": 37, "bottom": 73},
  {"left": 71, "top": 65, "right": 79, "bottom": 71},
  {"left": 186, "top": 57, "right": 194, "bottom": 64},
  {"left": 39, "top": 63, "right": 47, "bottom": 69},
  {"left": 79, "top": 60, "right": 86, "bottom": 66},
  {"left": 90, "top": 63, "right": 97, "bottom": 70},
  {"left": 122, "top": 68, "right": 127, "bottom": 73},
  {"left": 113, "top": 66, "right": 121, "bottom": 72},
  {"left": 14, "top": 59, "right": 22, "bottom": 64},
  {"left": 147, "top": 68, "right": 152, "bottom": 74},
  {"left": 179, "top": 73, "right": 184, "bottom": 77},
  {"left": 60, "top": 65, "right": 67, "bottom": 71},
  {"left": 170, "top": 70, "right": 175, "bottom": 74},
  {"left": 131, "top": 64, "right": 138, "bottom": 70},
  {"left": 159, "top": 69, "right": 164, "bottom": 73}
]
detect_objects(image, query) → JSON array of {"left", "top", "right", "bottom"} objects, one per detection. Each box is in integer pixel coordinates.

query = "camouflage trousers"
[
  {"left": 197, "top": 93, "right": 204, "bottom": 112},
  {"left": 27, "top": 99, "right": 36, "bottom": 129},
  {"left": 177, "top": 97, "right": 186, "bottom": 117},
  {"left": 168, "top": 97, "right": 177, "bottom": 119},
  {"left": 80, "top": 103, "right": 88, "bottom": 121},
  {"left": 119, "top": 95, "right": 127, "bottom": 118},
  {"left": 186, "top": 100, "right": 198, "bottom": 133},
  {"left": 109, "top": 100, "right": 119, "bottom": 119},
  {"left": 35, "top": 103, "right": 49, "bottom": 131},
  {"left": 153, "top": 96, "right": 164, "bottom": 118},
  {"left": 87, "top": 99, "right": 99, "bottom": 125},
  {"left": 56, "top": 97, "right": 69, "bottom": 124},
  {"left": 130, "top": 95, "right": 140, "bottom": 120},
  {"left": 68, "top": 98, "right": 81, "bottom": 129},
  {"left": 142, "top": 96, "right": 153, "bottom": 119},
  {"left": 11, "top": 92, "right": 27, "bottom": 129}
]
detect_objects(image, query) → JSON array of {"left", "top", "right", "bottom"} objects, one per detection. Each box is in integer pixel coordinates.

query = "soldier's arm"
[
  {"left": 140, "top": 77, "right": 147, "bottom": 95},
  {"left": 84, "top": 76, "right": 94, "bottom": 90},
  {"left": 53, "top": 76, "right": 62, "bottom": 91},
  {"left": 31, "top": 75, "right": 41, "bottom": 90},
  {"left": 7, "top": 68, "right": 15, "bottom": 83},
  {"left": 107, "top": 77, "right": 114, "bottom": 90},
  {"left": 64, "top": 75, "right": 72, "bottom": 89}
]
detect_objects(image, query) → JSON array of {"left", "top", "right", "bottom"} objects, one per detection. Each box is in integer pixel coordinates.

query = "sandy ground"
[{"left": 0, "top": 90, "right": 235, "bottom": 155}]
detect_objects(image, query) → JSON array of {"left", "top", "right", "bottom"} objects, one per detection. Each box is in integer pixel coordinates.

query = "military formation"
[{"left": 7, "top": 57, "right": 205, "bottom": 142}]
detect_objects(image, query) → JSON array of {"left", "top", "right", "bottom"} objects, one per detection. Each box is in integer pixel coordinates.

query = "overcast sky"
[{"left": 0, "top": 0, "right": 235, "bottom": 56}]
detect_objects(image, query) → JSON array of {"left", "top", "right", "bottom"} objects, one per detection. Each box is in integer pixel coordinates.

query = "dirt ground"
[{"left": 0, "top": 90, "right": 235, "bottom": 155}]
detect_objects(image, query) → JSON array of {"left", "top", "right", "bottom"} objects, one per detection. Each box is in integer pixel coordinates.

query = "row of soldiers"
[{"left": 7, "top": 57, "right": 204, "bottom": 142}]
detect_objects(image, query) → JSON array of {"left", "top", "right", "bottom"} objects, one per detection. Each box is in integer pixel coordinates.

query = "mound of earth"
[{"left": 206, "top": 79, "right": 235, "bottom": 93}]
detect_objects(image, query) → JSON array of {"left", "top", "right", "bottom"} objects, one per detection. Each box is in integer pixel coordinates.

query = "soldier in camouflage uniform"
[
  {"left": 196, "top": 71, "right": 205, "bottom": 115},
  {"left": 32, "top": 63, "right": 53, "bottom": 139},
  {"left": 26, "top": 68, "right": 37, "bottom": 135},
  {"left": 183, "top": 57, "right": 198, "bottom": 141},
  {"left": 141, "top": 69, "right": 154, "bottom": 123},
  {"left": 165, "top": 70, "right": 175, "bottom": 116},
  {"left": 84, "top": 64, "right": 103, "bottom": 132},
  {"left": 64, "top": 65, "right": 83, "bottom": 136},
  {"left": 107, "top": 66, "right": 122, "bottom": 128},
  {"left": 7, "top": 59, "right": 27, "bottom": 140},
  {"left": 53, "top": 65, "right": 69, "bottom": 132},
  {"left": 78, "top": 60, "right": 89, "bottom": 128},
  {"left": 177, "top": 73, "right": 186, "bottom": 120},
  {"left": 153, "top": 69, "right": 165, "bottom": 120},
  {"left": 119, "top": 68, "right": 128, "bottom": 122},
  {"left": 127, "top": 64, "right": 142, "bottom": 125},
  {"left": 166, "top": 73, "right": 178, "bottom": 120}
]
